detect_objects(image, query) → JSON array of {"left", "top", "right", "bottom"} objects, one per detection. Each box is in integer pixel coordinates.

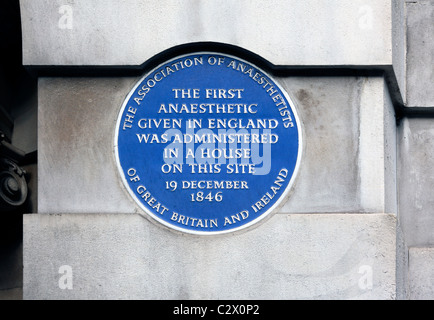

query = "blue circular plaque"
[{"left": 115, "top": 52, "right": 302, "bottom": 235}]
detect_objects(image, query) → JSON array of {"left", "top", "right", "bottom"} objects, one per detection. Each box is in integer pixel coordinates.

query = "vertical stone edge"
[
  {"left": 392, "top": 0, "right": 407, "bottom": 105},
  {"left": 383, "top": 77, "right": 408, "bottom": 299}
]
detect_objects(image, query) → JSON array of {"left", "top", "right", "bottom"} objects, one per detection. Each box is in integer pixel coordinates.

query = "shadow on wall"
[{"left": 0, "top": 0, "right": 37, "bottom": 300}]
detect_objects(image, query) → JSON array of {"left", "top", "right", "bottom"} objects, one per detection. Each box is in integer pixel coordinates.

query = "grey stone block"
[
  {"left": 392, "top": 0, "right": 407, "bottom": 104},
  {"left": 406, "top": 0, "right": 434, "bottom": 107},
  {"left": 392, "top": 0, "right": 434, "bottom": 108},
  {"left": 281, "top": 77, "right": 396, "bottom": 214},
  {"left": 38, "top": 77, "right": 140, "bottom": 214},
  {"left": 408, "top": 247, "right": 434, "bottom": 300},
  {"left": 38, "top": 76, "right": 396, "bottom": 215},
  {"left": 398, "top": 118, "right": 434, "bottom": 247},
  {"left": 20, "top": 0, "right": 392, "bottom": 67},
  {"left": 23, "top": 213, "right": 397, "bottom": 300},
  {"left": 396, "top": 219, "right": 410, "bottom": 300}
]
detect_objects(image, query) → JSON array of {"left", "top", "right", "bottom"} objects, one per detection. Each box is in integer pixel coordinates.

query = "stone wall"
[{"left": 16, "top": 0, "right": 434, "bottom": 300}]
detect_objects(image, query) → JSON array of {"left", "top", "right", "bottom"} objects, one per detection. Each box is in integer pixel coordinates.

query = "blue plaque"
[{"left": 115, "top": 52, "right": 302, "bottom": 235}]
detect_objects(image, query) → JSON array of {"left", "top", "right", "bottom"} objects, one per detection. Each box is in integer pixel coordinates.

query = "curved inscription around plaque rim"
[{"left": 114, "top": 52, "right": 303, "bottom": 235}]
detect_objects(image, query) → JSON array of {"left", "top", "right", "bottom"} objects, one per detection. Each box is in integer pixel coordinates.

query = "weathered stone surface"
[
  {"left": 405, "top": 0, "right": 434, "bottom": 107},
  {"left": 408, "top": 248, "right": 434, "bottom": 300},
  {"left": 23, "top": 213, "right": 397, "bottom": 300},
  {"left": 38, "top": 77, "right": 139, "bottom": 214},
  {"left": 398, "top": 118, "right": 434, "bottom": 247},
  {"left": 20, "top": 0, "right": 392, "bottom": 67},
  {"left": 281, "top": 77, "right": 396, "bottom": 214},
  {"left": 392, "top": 0, "right": 407, "bottom": 104},
  {"left": 392, "top": 0, "right": 434, "bottom": 108}
]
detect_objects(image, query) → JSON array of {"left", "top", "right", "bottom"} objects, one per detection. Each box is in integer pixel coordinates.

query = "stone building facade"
[{"left": 0, "top": 0, "right": 433, "bottom": 300}]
